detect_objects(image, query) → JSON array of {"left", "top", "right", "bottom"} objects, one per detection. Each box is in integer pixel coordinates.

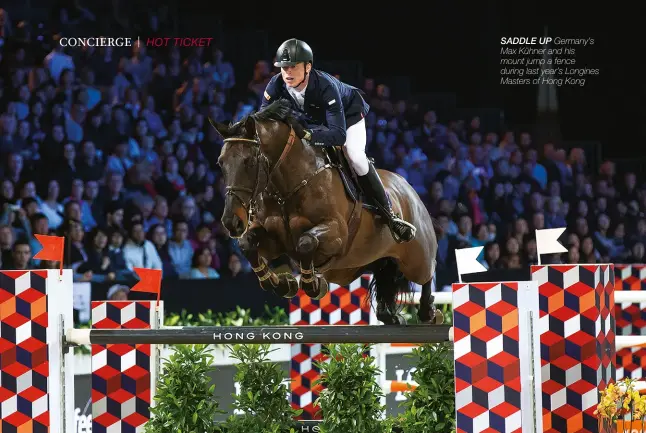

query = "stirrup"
[{"left": 388, "top": 212, "right": 417, "bottom": 243}]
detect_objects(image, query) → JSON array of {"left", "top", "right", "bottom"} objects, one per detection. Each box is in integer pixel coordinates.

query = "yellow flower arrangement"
[{"left": 595, "top": 378, "right": 646, "bottom": 433}]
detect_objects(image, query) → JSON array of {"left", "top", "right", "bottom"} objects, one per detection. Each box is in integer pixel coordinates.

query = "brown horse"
[{"left": 210, "top": 99, "right": 442, "bottom": 325}]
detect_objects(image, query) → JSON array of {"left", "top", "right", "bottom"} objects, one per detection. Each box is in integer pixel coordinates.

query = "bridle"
[
  {"left": 221, "top": 137, "right": 265, "bottom": 221},
  {"left": 222, "top": 124, "right": 332, "bottom": 232},
  {"left": 221, "top": 126, "right": 297, "bottom": 225}
]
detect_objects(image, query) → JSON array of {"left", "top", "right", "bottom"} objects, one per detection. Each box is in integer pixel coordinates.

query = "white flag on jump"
[
  {"left": 455, "top": 246, "right": 487, "bottom": 282},
  {"left": 535, "top": 228, "right": 568, "bottom": 260}
]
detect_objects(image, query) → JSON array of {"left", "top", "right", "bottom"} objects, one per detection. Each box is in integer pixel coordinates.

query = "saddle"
[{"left": 322, "top": 147, "right": 379, "bottom": 213}]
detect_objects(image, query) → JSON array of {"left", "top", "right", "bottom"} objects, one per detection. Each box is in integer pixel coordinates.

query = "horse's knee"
[{"left": 297, "top": 233, "right": 319, "bottom": 255}]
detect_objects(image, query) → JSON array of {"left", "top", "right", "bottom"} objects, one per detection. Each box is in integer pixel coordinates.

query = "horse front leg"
[
  {"left": 240, "top": 223, "right": 298, "bottom": 298},
  {"left": 295, "top": 220, "right": 344, "bottom": 300}
]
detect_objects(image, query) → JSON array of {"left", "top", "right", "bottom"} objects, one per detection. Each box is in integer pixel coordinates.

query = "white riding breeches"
[{"left": 342, "top": 118, "right": 370, "bottom": 176}]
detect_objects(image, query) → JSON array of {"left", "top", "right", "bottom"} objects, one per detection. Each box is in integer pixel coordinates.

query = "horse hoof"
[
  {"left": 259, "top": 277, "right": 278, "bottom": 292},
  {"left": 418, "top": 308, "right": 445, "bottom": 325},
  {"left": 302, "top": 277, "right": 329, "bottom": 300},
  {"left": 377, "top": 313, "right": 406, "bottom": 325},
  {"left": 432, "top": 309, "right": 445, "bottom": 324},
  {"left": 311, "top": 278, "right": 329, "bottom": 300},
  {"left": 280, "top": 273, "right": 299, "bottom": 298}
]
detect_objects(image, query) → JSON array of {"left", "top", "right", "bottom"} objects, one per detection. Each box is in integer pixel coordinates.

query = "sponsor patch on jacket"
[
  {"left": 328, "top": 99, "right": 336, "bottom": 105},
  {"left": 264, "top": 91, "right": 271, "bottom": 100}
]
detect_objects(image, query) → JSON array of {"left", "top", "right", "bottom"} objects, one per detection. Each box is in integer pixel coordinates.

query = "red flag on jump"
[
  {"left": 131, "top": 268, "right": 162, "bottom": 306},
  {"left": 33, "top": 234, "right": 65, "bottom": 277}
]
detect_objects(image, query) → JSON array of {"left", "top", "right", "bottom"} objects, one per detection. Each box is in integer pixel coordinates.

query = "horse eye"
[{"left": 244, "top": 157, "right": 255, "bottom": 168}]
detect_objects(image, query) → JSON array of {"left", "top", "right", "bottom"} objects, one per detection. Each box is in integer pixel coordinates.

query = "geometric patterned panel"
[
  {"left": 531, "top": 264, "right": 616, "bottom": 433},
  {"left": 453, "top": 282, "right": 522, "bottom": 433},
  {"left": 614, "top": 264, "right": 646, "bottom": 381},
  {"left": 289, "top": 275, "right": 372, "bottom": 420},
  {"left": 92, "top": 301, "right": 155, "bottom": 433},
  {"left": 0, "top": 270, "right": 50, "bottom": 433}
]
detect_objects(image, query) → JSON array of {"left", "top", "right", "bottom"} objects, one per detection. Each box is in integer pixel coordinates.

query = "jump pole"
[{"left": 65, "top": 324, "right": 454, "bottom": 346}]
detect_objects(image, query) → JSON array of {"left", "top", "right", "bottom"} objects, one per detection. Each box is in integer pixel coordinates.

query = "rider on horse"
[{"left": 260, "top": 38, "right": 417, "bottom": 243}]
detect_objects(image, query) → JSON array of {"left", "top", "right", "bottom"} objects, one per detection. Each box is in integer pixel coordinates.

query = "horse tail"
[{"left": 367, "top": 257, "right": 413, "bottom": 316}]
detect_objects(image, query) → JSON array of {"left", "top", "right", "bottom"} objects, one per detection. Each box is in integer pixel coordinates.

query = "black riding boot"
[{"left": 358, "top": 163, "right": 417, "bottom": 243}]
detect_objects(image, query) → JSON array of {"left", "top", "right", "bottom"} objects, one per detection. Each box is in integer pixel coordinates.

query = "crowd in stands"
[{"left": 0, "top": 6, "right": 644, "bottom": 294}]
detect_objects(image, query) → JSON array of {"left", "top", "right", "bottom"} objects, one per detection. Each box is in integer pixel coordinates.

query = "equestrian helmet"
[{"left": 274, "top": 38, "right": 313, "bottom": 67}]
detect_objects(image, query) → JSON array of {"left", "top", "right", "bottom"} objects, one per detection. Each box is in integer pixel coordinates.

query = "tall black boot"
[{"left": 358, "top": 163, "right": 417, "bottom": 243}]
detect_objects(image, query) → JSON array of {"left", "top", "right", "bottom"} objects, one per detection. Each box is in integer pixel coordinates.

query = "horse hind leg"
[
  {"left": 418, "top": 278, "right": 444, "bottom": 324},
  {"left": 371, "top": 258, "right": 407, "bottom": 325}
]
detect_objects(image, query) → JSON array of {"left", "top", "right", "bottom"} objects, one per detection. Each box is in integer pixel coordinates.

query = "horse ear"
[
  {"left": 244, "top": 116, "right": 256, "bottom": 137},
  {"left": 207, "top": 117, "right": 229, "bottom": 138}
]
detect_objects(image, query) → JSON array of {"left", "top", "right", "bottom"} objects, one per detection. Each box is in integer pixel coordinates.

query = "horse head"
[
  {"left": 210, "top": 115, "right": 266, "bottom": 238},
  {"left": 209, "top": 99, "right": 298, "bottom": 238}
]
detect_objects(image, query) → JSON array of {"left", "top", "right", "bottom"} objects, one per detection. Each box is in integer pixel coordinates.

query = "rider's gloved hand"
[{"left": 286, "top": 117, "right": 308, "bottom": 140}]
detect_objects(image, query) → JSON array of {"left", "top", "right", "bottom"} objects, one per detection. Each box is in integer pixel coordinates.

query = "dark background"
[{"left": 193, "top": 2, "right": 643, "bottom": 160}]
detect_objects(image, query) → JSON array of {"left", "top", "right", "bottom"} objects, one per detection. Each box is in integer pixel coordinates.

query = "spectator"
[
  {"left": 29, "top": 212, "right": 49, "bottom": 265},
  {"left": 185, "top": 246, "right": 220, "bottom": 280},
  {"left": 6, "top": 237, "right": 31, "bottom": 270},
  {"left": 148, "top": 223, "right": 178, "bottom": 279},
  {"left": 122, "top": 221, "right": 162, "bottom": 271},
  {"left": 168, "top": 219, "right": 193, "bottom": 277},
  {"left": 77, "top": 226, "right": 116, "bottom": 283},
  {"left": 484, "top": 242, "right": 501, "bottom": 269},
  {"left": 40, "top": 180, "right": 64, "bottom": 229},
  {"left": 44, "top": 34, "right": 75, "bottom": 84},
  {"left": 107, "top": 284, "right": 129, "bottom": 301},
  {"left": 107, "top": 228, "right": 131, "bottom": 280},
  {"left": 226, "top": 253, "right": 251, "bottom": 278}
]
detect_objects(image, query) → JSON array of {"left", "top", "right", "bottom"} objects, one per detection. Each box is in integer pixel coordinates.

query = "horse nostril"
[{"left": 233, "top": 217, "right": 245, "bottom": 235}]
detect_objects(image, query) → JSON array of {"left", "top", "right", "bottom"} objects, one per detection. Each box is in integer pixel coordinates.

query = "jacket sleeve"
[
  {"left": 309, "top": 84, "right": 347, "bottom": 147},
  {"left": 259, "top": 76, "right": 279, "bottom": 111}
]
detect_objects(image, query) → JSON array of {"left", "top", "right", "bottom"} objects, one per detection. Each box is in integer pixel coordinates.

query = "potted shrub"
[
  {"left": 144, "top": 344, "right": 223, "bottom": 433},
  {"left": 315, "top": 343, "right": 393, "bottom": 433},
  {"left": 397, "top": 342, "right": 456, "bottom": 433},
  {"left": 223, "top": 344, "right": 300, "bottom": 432}
]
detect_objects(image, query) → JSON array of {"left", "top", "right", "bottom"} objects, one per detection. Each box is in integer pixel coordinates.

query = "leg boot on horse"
[{"left": 239, "top": 223, "right": 299, "bottom": 298}]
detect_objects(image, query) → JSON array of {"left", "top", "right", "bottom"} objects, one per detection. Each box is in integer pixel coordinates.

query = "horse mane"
[
  {"left": 252, "top": 99, "right": 296, "bottom": 125},
  {"left": 218, "top": 99, "right": 295, "bottom": 138},
  {"left": 222, "top": 116, "right": 251, "bottom": 137}
]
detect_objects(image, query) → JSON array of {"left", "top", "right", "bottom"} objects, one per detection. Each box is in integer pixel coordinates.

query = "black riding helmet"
[{"left": 274, "top": 38, "right": 313, "bottom": 67}]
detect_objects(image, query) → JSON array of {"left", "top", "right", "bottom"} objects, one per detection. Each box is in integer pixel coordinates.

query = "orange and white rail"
[{"left": 381, "top": 380, "right": 418, "bottom": 393}]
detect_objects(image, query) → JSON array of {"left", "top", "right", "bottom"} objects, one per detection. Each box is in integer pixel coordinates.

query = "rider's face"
[{"left": 281, "top": 63, "right": 310, "bottom": 88}]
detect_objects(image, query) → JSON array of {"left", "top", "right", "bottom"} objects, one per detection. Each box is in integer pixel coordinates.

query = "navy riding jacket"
[{"left": 260, "top": 69, "right": 370, "bottom": 147}]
